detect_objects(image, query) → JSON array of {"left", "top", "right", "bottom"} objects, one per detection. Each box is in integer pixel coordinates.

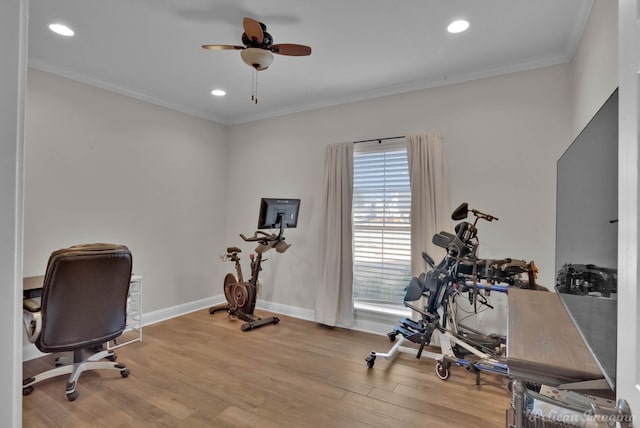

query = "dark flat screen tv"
[
  {"left": 257, "top": 198, "right": 300, "bottom": 230},
  {"left": 555, "top": 88, "right": 618, "bottom": 390}
]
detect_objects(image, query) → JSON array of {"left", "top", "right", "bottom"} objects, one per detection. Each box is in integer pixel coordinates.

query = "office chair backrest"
[{"left": 38, "top": 243, "right": 133, "bottom": 353}]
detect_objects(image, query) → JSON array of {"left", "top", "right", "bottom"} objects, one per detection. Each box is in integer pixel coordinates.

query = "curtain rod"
[{"left": 353, "top": 135, "right": 405, "bottom": 144}]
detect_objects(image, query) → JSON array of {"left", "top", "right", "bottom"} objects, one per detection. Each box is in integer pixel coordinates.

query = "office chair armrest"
[{"left": 23, "top": 299, "right": 42, "bottom": 343}]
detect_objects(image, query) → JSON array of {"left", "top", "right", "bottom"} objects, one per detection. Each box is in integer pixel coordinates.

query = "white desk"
[{"left": 108, "top": 275, "right": 142, "bottom": 349}]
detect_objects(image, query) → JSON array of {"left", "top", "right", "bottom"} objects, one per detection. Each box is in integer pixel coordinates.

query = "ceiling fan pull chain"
[
  {"left": 255, "top": 71, "right": 258, "bottom": 104},
  {"left": 251, "top": 69, "right": 255, "bottom": 102}
]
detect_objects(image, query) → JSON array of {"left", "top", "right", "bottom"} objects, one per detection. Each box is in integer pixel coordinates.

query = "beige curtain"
[
  {"left": 315, "top": 142, "right": 354, "bottom": 327},
  {"left": 406, "top": 133, "right": 451, "bottom": 275}
]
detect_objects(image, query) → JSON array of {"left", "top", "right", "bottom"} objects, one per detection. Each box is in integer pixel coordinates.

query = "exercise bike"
[
  {"left": 209, "top": 230, "right": 290, "bottom": 331},
  {"left": 365, "top": 202, "right": 542, "bottom": 384}
]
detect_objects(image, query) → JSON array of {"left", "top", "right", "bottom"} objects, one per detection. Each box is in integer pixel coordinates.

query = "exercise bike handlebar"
[
  {"left": 239, "top": 231, "right": 278, "bottom": 242},
  {"left": 240, "top": 230, "right": 291, "bottom": 254}
]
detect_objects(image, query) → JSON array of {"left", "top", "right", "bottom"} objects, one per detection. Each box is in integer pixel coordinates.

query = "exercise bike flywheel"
[
  {"left": 232, "top": 283, "right": 249, "bottom": 307},
  {"left": 223, "top": 273, "right": 237, "bottom": 303}
]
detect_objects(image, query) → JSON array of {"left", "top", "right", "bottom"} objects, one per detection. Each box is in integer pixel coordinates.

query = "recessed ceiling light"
[
  {"left": 49, "top": 23, "right": 75, "bottom": 37},
  {"left": 447, "top": 19, "right": 470, "bottom": 34},
  {"left": 210, "top": 89, "right": 226, "bottom": 97}
]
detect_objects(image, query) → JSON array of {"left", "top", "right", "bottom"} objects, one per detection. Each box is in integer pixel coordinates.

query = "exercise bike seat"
[{"left": 227, "top": 247, "right": 241, "bottom": 254}]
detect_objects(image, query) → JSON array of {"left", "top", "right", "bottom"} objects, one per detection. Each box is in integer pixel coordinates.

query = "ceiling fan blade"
[
  {"left": 271, "top": 44, "right": 312, "bottom": 56},
  {"left": 243, "top": 17, "right": 264, "bottom": 44},
  {"left": 202, "top": 44, "right": 245, "bottom": 50}
]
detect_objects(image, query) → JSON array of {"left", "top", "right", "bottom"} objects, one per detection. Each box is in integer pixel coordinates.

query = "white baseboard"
[
  {"left": 141, "top": 295, "right": 225, "bottom": 326},
  {"left": 259, "top": 300, "right": 393, "bottom": 338},
  {"left": 23, "top": 295, "right": 394, "bottom": 361},
  {"left": 351, "top": 319, "right": 395, "bottom": 336},
  {"left": 255, "top": 300, "right": 315, "bottom": 321}
]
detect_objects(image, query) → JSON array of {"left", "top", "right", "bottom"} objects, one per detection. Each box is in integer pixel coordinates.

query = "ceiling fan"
[{"left": 202, "top": 17, "right": 312, "bottom": 71}]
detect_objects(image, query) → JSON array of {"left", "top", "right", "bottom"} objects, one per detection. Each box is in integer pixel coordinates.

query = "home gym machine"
[
  {"left": 365, "top": 202, "right": 542, "bottom": 384},
  {"left": 210, "top": 198, "right": 300, "bottom": 331}
]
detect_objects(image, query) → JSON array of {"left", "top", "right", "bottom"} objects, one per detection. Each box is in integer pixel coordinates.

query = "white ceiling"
[{"left": 28, "top": 0, "right": 594, "bottom": 125}]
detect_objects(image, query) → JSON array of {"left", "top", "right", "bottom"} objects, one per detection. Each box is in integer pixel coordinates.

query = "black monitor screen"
[{"left": 257, "top": 198, "right": 300, "bottom": 230}]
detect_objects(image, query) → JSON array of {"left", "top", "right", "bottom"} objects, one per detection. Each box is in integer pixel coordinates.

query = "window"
[{"left": 352, "top": 141, "right": 412, "bottom": 311}]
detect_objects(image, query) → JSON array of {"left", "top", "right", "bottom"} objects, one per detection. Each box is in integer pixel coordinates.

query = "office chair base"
[{"left": 23, "top": 349, "right": 130, "bottom": 401}]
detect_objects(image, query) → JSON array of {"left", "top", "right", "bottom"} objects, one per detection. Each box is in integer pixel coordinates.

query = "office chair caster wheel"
[
  {"left": 387, "top": 332, "right": 397, "bottom": 342},
  {"left": 120, "top": 368, "right": 130, "bottom": 378},
  {"left": 365, "top": 354, "right": 376, "bottom": 368},
  {"left": 66, "top": 391, "right": 79, "bottom": 401},
  {"left": 435, "top": 362, "right": 450, "bottom": 380},
  {"left": 105, "top": 352, "right": 117, "bottom": 362},
  {"left": 22, "top": 386, "right": 33, "bottom": 396}
]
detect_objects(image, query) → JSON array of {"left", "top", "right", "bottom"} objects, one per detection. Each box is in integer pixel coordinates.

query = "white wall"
[
  {"left": 569, "top": 0, "right": 618, "bottom": 138},
  {"left": 227, "top": 64, "right": 573, "bottom": 315},
  {"left": 24, "top": 69, "right": 229, "bottom": 314},
  {"left": 0, "top": 1, "right": 26, "bottom": 426}
]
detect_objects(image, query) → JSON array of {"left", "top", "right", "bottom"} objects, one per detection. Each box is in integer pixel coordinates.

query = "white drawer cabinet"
[{"left": 107, "top": 275, "right": 142, "bottom": 349}]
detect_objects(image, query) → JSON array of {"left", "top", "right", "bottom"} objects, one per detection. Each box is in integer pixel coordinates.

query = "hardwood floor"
[{"left": 22, "top": 310, "right": 511, "bottom": 427}]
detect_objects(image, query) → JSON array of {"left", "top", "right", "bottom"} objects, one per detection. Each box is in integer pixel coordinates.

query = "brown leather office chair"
[{"left": 23, "top": 243, "right": 133, "bottom": 401}]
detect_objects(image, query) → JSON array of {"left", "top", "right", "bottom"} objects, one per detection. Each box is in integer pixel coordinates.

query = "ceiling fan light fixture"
[
  {"left": 447, "top": 19, "right": 470, "bottom": 34},
  {"left": 241, "top": 48, "right": 274, "bottom": 70},
  {"left": 49, "top": 23, "right": 75, "bottom": 37}
]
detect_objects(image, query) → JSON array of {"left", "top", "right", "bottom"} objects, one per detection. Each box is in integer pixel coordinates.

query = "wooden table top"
[{"left": 507, "top": 288, "right": 604, "bottom": 386}]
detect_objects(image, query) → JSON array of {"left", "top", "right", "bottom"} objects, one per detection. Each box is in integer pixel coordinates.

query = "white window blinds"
[{"left": 353, "top": 141, "right": 412, "bottom": 305}]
